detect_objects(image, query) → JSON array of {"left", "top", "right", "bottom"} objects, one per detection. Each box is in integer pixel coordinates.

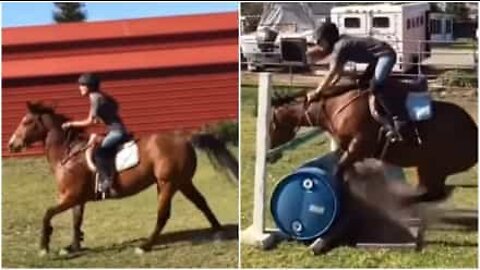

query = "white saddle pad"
[{"left": 114, "top": 141, "right": 139, "bottom": 172}]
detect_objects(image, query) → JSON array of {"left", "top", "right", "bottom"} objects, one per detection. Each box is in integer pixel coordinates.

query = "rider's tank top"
[
  {"left": 89, "top": 92, "right": 125, "bottom": 132},
  {"left": 331, "top": 35, "right": 395, "bottom": 67}
]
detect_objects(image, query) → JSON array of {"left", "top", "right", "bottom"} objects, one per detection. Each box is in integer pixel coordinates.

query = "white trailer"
[{"left": 330, "top": 3, "right": 430, "bottom": 72}]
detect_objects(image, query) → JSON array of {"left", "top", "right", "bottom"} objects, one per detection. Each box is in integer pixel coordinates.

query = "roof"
[
  {"left": 3, "top": 11, "right": 238, "bottom": 80},
  {"left": 3, "top": 12, "right": 237, "bottom": 46}
]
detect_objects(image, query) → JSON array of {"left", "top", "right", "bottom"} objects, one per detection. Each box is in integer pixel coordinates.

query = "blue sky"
[{"left": 2, "top": 2, "right": 238, "bottom": 28}]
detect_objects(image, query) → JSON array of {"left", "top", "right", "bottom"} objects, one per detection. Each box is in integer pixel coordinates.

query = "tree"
[
  {"left": 53, "top": 3, "right": 86, "bottom": 23},
  {"left": 445, "top": 3, "right": 470, "bottom": 22},
  {"left": 240, "top": 3, "right": 263, "bottom": 33},
  {"left": 429, "top": 3, "right": 443, "bottom": 13}
]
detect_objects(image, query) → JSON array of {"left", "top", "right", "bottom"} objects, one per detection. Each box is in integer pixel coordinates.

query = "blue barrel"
[{"left": 270, "top": 152, "right": 342, "bottom": 241}]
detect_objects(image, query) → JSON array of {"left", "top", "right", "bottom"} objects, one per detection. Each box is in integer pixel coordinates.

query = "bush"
[{"left": 435, "top": 70, "right": 478, "bottom": 89}]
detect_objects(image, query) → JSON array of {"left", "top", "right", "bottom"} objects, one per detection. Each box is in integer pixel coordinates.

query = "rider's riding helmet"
[
  {"left": 315, "top": 22, "right": 339, "bottom": 53},
  {"left": 78, "top": 73, "right": 100, "bottom": 91}
]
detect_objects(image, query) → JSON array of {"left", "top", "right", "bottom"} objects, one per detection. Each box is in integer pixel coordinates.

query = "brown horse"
[
  {"left": 270, "top": 79, "right": 477, "bottom": 204},
  {"left": 8, "top": 102, "right": 238, "bottom": 256}
]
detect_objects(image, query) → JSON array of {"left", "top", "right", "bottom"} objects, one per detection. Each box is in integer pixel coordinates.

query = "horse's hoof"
[
  {"left": 309, "top": 238, "right": 330, "bottom": 255},
  {"left": 59, "top": 248, "right": 70, "bottom": 256},
  {"left": 134, "top": 247, "right": 146, "bottom": 255},
  {"left": 38, "top": 249, "right": 48, "bottom": 257}
]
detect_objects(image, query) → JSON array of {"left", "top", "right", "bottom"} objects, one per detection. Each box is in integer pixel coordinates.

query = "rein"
[
  {"left": 60, "top": 143, "right": 93, "bottom": 165},
  {"left": 317, "top": 90, "right": 370, "bottom": 134}
]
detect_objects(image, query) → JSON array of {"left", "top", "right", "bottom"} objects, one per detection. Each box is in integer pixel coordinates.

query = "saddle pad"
[
  {"left": 405, "top": 92, "right": 433, "bottom": 121},
  {"left": 115, "top": 141, "right": 139, "bottom": 172}
]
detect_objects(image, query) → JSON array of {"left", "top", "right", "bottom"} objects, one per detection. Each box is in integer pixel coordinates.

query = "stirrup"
[
  {"left": 385, "top": 129, "right": 403, "bottom": 143},
  {"left": 95, "top": 174, "right": 117, "bottom": 200}
]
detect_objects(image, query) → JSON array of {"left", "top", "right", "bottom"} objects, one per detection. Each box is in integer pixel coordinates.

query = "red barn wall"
[{"left": 3, "top": 12, "right": 238, "bottom": 157}]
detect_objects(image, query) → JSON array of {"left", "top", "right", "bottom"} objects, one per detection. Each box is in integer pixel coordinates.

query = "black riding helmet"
[
  {"left": 315, "top": 22, "right": 340, "bottom": 53},
  {"left": 78, "top": 73, "right": 100, "bottom": 91}
]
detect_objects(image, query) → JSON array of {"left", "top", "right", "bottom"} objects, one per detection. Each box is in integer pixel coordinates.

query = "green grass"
[
  {"left": 3, "top": 151, "right": 238, "bottom": 268},
  {"left": 240, "top": 86, "right": 478, "bottom": 268}
]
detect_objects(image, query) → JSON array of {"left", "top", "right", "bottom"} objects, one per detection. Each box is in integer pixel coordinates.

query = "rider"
[
  {"left": 62, "top": 73, "right": 129, "bottom": 195},
  {"left": 306, "top": 22, "right": 404, "bottom": 141}
]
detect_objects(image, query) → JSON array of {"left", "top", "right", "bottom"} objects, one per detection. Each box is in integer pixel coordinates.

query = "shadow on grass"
[
  {"left": 446, "top": 183, "right": 478, "bottom": 189},
  {"left": 427, "top": 209, "right": 478, "bottom": 232},
  {"left": 56, "top": 224, "right": 238, "bottom": 260},
  {"left": 424, "top": 239, "right": 477, "bottom": 248}
]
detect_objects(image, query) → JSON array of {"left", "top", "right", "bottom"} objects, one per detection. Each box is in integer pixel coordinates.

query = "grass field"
[
  {"left": 3, "top": 151, "right": 238, "bottom": 268},
  {"left": 240, "top": 85, "right": 478, "bottom": 268}
]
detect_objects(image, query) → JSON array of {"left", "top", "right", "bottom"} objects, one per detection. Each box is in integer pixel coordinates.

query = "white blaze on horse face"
[
  {"left": 9, "top": 116, "right": 27, "bottom": 149},
  {"left": 8, "top": 134, "right": 18, "bottom": 147}
]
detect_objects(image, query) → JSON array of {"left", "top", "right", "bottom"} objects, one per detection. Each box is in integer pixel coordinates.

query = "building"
[{"left": 3, "top": 12, "right": 238, "bottom": 157}]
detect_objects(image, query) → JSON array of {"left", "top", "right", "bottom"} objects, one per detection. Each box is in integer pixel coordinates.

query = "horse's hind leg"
[
  {"left": 417, "top": 167, "right": 451, "bottom": 202},
  {"left": 404, "top": 167, "right": 450, "bottom": 204},
  {"left": 137, "top": 181, "right": 176, "bottom": 253},
  {"left": 180, "top": 182, "right": 222, "bottom": 231}
]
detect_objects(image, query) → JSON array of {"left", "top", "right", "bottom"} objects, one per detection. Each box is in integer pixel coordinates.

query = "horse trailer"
[{"left": 331, "top": 3, "right": 431, "bottom": 72}]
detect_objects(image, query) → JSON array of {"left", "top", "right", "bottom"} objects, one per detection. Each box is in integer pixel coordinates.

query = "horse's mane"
[
  {"left": 28, "top": 102, "right": 69, "bottom": 123},
  {"left": 271, "top": 79, "right": 361, "bottom": 107},
  {"left": 27, "top": 102, "right": 88, "bottom": 144}
]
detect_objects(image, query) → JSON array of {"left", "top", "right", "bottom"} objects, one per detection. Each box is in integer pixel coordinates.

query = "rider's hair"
[
  {"left": 78, "top": 73, "right": 100, "bottom": 92},
  {"left": 315, "top": 22, "right": 339, "bottom": 54}
]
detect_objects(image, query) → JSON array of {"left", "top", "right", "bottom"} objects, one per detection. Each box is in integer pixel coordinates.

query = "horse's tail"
[{"left": 191, "top": 133, "right": 238, "bottom": 185}]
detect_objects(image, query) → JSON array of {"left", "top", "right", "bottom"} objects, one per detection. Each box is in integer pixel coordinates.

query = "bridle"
[{"left": 271, "top": 99, "right": 315, "bottom": 134}]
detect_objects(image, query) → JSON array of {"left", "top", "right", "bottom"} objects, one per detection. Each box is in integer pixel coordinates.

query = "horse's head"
[
  {"left": 8, "top": 102, "right": 59, "bottom": 152},
  {"left": 269, "top": 90, "right": 308, "bottom": 149}
]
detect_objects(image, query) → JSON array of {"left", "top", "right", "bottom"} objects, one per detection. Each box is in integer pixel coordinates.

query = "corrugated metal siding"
[{"left": 3, "top": 12, "right": 238, "bottom": 157}]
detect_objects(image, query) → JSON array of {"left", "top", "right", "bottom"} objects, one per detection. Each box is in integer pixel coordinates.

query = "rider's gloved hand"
[
  {"left": 61, "top": 122, "right": 71, "bottom": 130},
  {"left": 306, "top": 90, "right": 320, "bottom": 104}
]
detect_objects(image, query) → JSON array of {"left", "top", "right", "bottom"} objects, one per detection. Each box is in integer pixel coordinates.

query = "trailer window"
[
  {"left": 373, "top": 17, "right": 389, "bottom": 28},
  {"left": 416, "top": 17, "right": 420, "bottom": 27},
  {"left": 407, "top": 19, "right": 411, "bottom": 30},
  {"left": 419, "top": 16, "right": 424, "bottom": 26},
  {"left": 430, "top": 19, "right": 441, "bottom": 34},
  {"left": 446, "top": 20, "right": 452, "bottom": 34},
  {"left": 344, "top": 17, "right": 360, "bottom": 28}
]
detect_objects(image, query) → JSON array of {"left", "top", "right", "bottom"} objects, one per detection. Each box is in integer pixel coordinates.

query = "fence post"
[{"left": 241, "top": 73, "right": 277, "bottom": 248}]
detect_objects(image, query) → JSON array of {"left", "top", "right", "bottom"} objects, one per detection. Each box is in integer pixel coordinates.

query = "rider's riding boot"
[
  {"left": 371, "top": 81, "right": 404, "bottom": 142},
  {"left": 96, "top": 156, "right": 117, "bottom": 197}
]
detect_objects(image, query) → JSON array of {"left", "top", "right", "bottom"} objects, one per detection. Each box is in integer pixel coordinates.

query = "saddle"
[
  {"left": 367, "top": 76, "right": 433, "bottom": 151},
  {"left": 85, "top": 134, "right": 140, "bottom": 173}
]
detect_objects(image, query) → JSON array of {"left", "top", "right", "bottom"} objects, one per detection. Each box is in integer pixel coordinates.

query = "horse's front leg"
[
  {"left": 59, "top": 204, "right": 85, "bottom": 255},
  {"left": 336, "top": 136, "right": 367, "bottom": 183},
  {"left": 39, "top": 197, "right": 77, "bottom": 256}
]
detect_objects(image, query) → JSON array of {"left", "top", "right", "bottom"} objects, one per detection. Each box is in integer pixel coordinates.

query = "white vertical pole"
[
  {"left": 329, "top": 134, "right": 339, "bottom": 151},
  {"left": 242, "top": 73, "right": 276, "bottom": 248},
  {"left": 252, "top": 72, "right": 272, "bottom": 233}
]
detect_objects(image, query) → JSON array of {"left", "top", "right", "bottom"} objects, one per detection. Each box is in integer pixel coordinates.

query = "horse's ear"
[
  {"left": 51, "top": 100, "right": 58, "bottom": 111},
  {"left": 26, "top": 101, "right": 34, "bottom": 112}
]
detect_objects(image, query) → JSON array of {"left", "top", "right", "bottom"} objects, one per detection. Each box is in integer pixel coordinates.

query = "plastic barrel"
[{"left": 270, "top": 152, "right": 342, "bottom": 241}]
